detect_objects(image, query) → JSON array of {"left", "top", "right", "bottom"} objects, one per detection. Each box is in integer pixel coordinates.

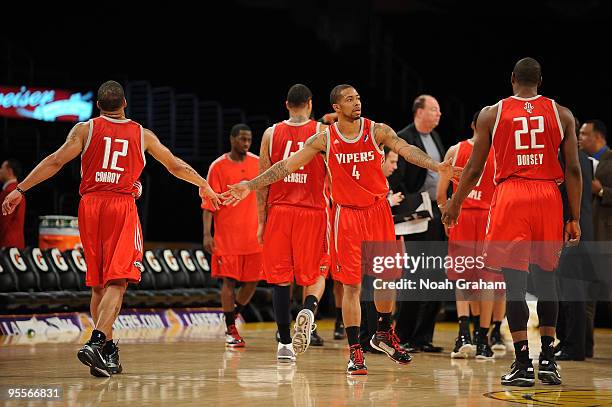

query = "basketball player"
[
  {"left": 257, "top": 84, "right": 330, "bottom": 361},
  {"left": 203, "top": 124, "right": 262, "bottom": 348},
  {"left": 225, "top": 84, "right": 459, "bottom": 375},
  {"left": 442, "top": 58, "right": 582, "bottom": 386},
  {"left": 437, "top": 111, "right": 500, "bottom": 360},
  {"left": 1, "top": 81, "right": 220, "bottom": 377}
]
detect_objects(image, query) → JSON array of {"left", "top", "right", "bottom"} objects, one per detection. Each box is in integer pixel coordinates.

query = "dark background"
[{"left": 1, "top": 0, "right": 609, "bottom": 245}]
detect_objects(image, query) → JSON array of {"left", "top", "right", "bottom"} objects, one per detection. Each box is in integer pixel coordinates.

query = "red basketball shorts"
[
  {"left": 447, "top": 208, "right": 503, "bottom": 283},
  {"left": 211, "top": 252, "right": 263, "bottom": 282},
  {"left": 331, "top": 198, "right": 400, "bottom": 285},
  {"left": 483, "top": 179, "right": 563, "bottom": 273},
  {"left": 263, "top": 204, "right": 330, "bottom": 286},
  {"left": 78, "top": 192, "right": 143, "bottom": 287}
]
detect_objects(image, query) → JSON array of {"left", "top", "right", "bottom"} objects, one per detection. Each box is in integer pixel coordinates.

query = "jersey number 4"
[
  {"left": 513, "top": 116, "right": 544, "bottom": 150},
  {"left": 102, "top": 137, "right": 128, "bottom": 172},
  {"left": 352, "top": 165, "right": 360, "bottom": 180}
]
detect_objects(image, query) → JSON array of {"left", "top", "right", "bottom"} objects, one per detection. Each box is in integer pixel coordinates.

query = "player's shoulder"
[
  {"left": 247, "top": 152, "right": 259, "bottom": 161},
  {"left": 209, "top": 154, "right": 229, "bottom": 171},
  {"left": 549, "top": 98, "right": 573, "bottom": 117}
]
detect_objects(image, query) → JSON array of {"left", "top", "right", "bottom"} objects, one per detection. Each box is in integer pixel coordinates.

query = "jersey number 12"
[{"left": 102, "top": 137, "right": 128, "bottom": 172}]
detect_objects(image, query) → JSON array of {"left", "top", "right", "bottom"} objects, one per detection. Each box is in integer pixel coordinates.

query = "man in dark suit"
[
  {"left": 390, "top": 95, "right": 445, "bottom": 352},
  {"left": 576, "top": 119, "right": 611, "bottom": 358},
  {"left": 556, "top": 137, "right": 595, "bottom": 361}
]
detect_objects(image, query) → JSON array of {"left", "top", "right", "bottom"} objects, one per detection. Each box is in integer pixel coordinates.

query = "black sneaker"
[
  {"left": 490, "top": 328, "right": 505, "bottom": 351},
  {"left": 475, "top": 342, "right": 495, "bottom": 360},
  {"left": 501, "top": 360, "right": 535, "bottom": 387},
  {"left": 310, "top": 329, "right": 324, "bottom": 346},
  {"left": 78, "top": 337, "right": 111, "bottom": 377},
  {"left": 347, "top": 345, "right": 367, "bottom": 375},
  {"left": 538, "top": 354, "right": 562, "bottom": 385},
  {"left": 472, "top": 329, "right": 481, "bottom": 347},
  {"left": 370, "top": 329, "right": 412, "bottom": 365},
  {"left": 451, "top": 334, "right": 475, "bottom": 359},
  {"left": 90, "top": 341, "right": 123, "bottom": 377},
  {"left": 334, "top": 321, "right": 346, "bottom": 340}
]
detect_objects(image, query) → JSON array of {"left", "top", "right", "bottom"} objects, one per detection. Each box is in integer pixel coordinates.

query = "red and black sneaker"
[
  {"left": 225, "top": 324, "right": 245, "bottom": 348},
  {"left": 370, "top": 328, "right": 412, "bottom": 365},
  {"left": 347, "top": 345, "right": 368, "bottom": 375}
]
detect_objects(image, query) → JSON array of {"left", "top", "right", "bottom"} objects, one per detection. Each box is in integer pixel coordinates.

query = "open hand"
[{"left": 221, "top": 181, "right": 251, "bottom": 206}]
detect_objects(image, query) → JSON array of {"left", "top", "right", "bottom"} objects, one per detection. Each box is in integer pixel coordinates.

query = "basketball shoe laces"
[
  {"left": 387, "top": 328, "right": 404, "bottom": 352},
  {"left": 351, "top": 345, "right": 365, "bottom": 365}
]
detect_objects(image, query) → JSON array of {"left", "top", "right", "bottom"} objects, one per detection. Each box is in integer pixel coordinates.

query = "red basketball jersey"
[
  {"left": 326, "top": 118, "right": 388, "bottom": 208},
  {"left": 452, "top": 140, "right": 495, "bottom": 210},
  {"left": 267, "top": 120, "right": 327, "bottom": 209},
  {"left": 80, "top": 116, "right": 145, "bottom": 195},
  {"left": 491, "top": 95, "right": 564, "bottom": 184}
]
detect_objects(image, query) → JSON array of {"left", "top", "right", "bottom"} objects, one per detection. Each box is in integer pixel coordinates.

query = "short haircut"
[
  {"left": 5, "top": 158, "right": 22, "bottom": 178},
  {"left": 412, "top": 94, "right": 433, "bottom": 115},
  {"left": 512, "top": 57, "right": 542, "bottom": 86},
  {"left": 287, "top": 84, "right": 312, "bottom": 108},
  {"left": 230, "top": 123, "right": 251, "bottom": 137},
  {"left": 384, "top": 146, "right": 392, "bottom": 157},
  {"left": 330, "top": 84, "right": 354, "bottom": 105},
  {"left": 97, "top": 80, "right": 125, "bottom": 111},
  {"left": 585, "top": 119, "right": 607, "bottom": 139}
]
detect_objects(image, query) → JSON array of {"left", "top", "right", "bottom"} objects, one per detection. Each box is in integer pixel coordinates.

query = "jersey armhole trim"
[
  {"left": 492, "top": 145, "right": 498, "bottom": 186},
  {"left": 491, "top": 100, "right": 503, "bottom": 144},
  {"left": 551, "top": 100, "right": 565, "bottom": 141},
  {"left": 371, "top": 121, "right": 385, "bottom": 155},
  {"left": 81, "top": 119, "right": 94, "bottom": 157},
  {"left": 140, "top": 125, "right": 147, "bottom": 165},
  {"left": 269, "top": 124, "right": 276, "bottom": 158},
  {"left": 451, "top": 143, "right": 460, "bottom": 167}
]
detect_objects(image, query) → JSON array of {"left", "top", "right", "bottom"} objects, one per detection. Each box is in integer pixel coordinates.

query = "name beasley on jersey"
[
  {"left": 284, "top": 173, "right": 308, "bottom": 184},
  {"left": 95, "top": 171, "right": 122, "bottom": 184}
]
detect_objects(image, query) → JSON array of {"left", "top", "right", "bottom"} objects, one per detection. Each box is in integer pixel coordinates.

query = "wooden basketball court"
[{"left": 1, "top": 321, "right": 612, "bottom": 406}]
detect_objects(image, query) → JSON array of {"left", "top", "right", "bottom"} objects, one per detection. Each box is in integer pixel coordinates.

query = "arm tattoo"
[
  {"left": 256, "top": 140, "right": 272, "bottom": 223},
  {"left": 378, "top": 124, "right": 438, "bottom": 171},
  {"left": 176, "top": 157, "right": 201, "bottom": 178},
  {"left": 246, "top": 160, "right": 290, "bottom": 190},
  {"left": 247, "top": 131, "right": 325, "bottom": 191}
]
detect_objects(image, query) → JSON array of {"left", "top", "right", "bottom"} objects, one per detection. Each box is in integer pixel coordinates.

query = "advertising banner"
[{"left": 0, "top": 85, "right": 93, "bottom": 122}]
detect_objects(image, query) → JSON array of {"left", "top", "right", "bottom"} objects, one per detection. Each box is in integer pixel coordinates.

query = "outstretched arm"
[
  {"left": 442, "top": 105, "right": 495, "bottom": 227},
  {"left": 375, "top": 123, "right": 440, "bottom": 171},
  {"left": 256, "top": 126, "right": 273, "bottom": 243},
  {"left": 558, "top": 103, "right": 582, "bottom": 245},
  {"left": 375, "top": 123, "right": 460, "bottom": 181},
  {"left": 224, "top": 131, "right": 327, "bottom": 204},
  {"left": 2, "top": 122, "right": 86, "bottom": 215},
  {"left": 144, "top": 128, "right": 220, "bottom": 209}
]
